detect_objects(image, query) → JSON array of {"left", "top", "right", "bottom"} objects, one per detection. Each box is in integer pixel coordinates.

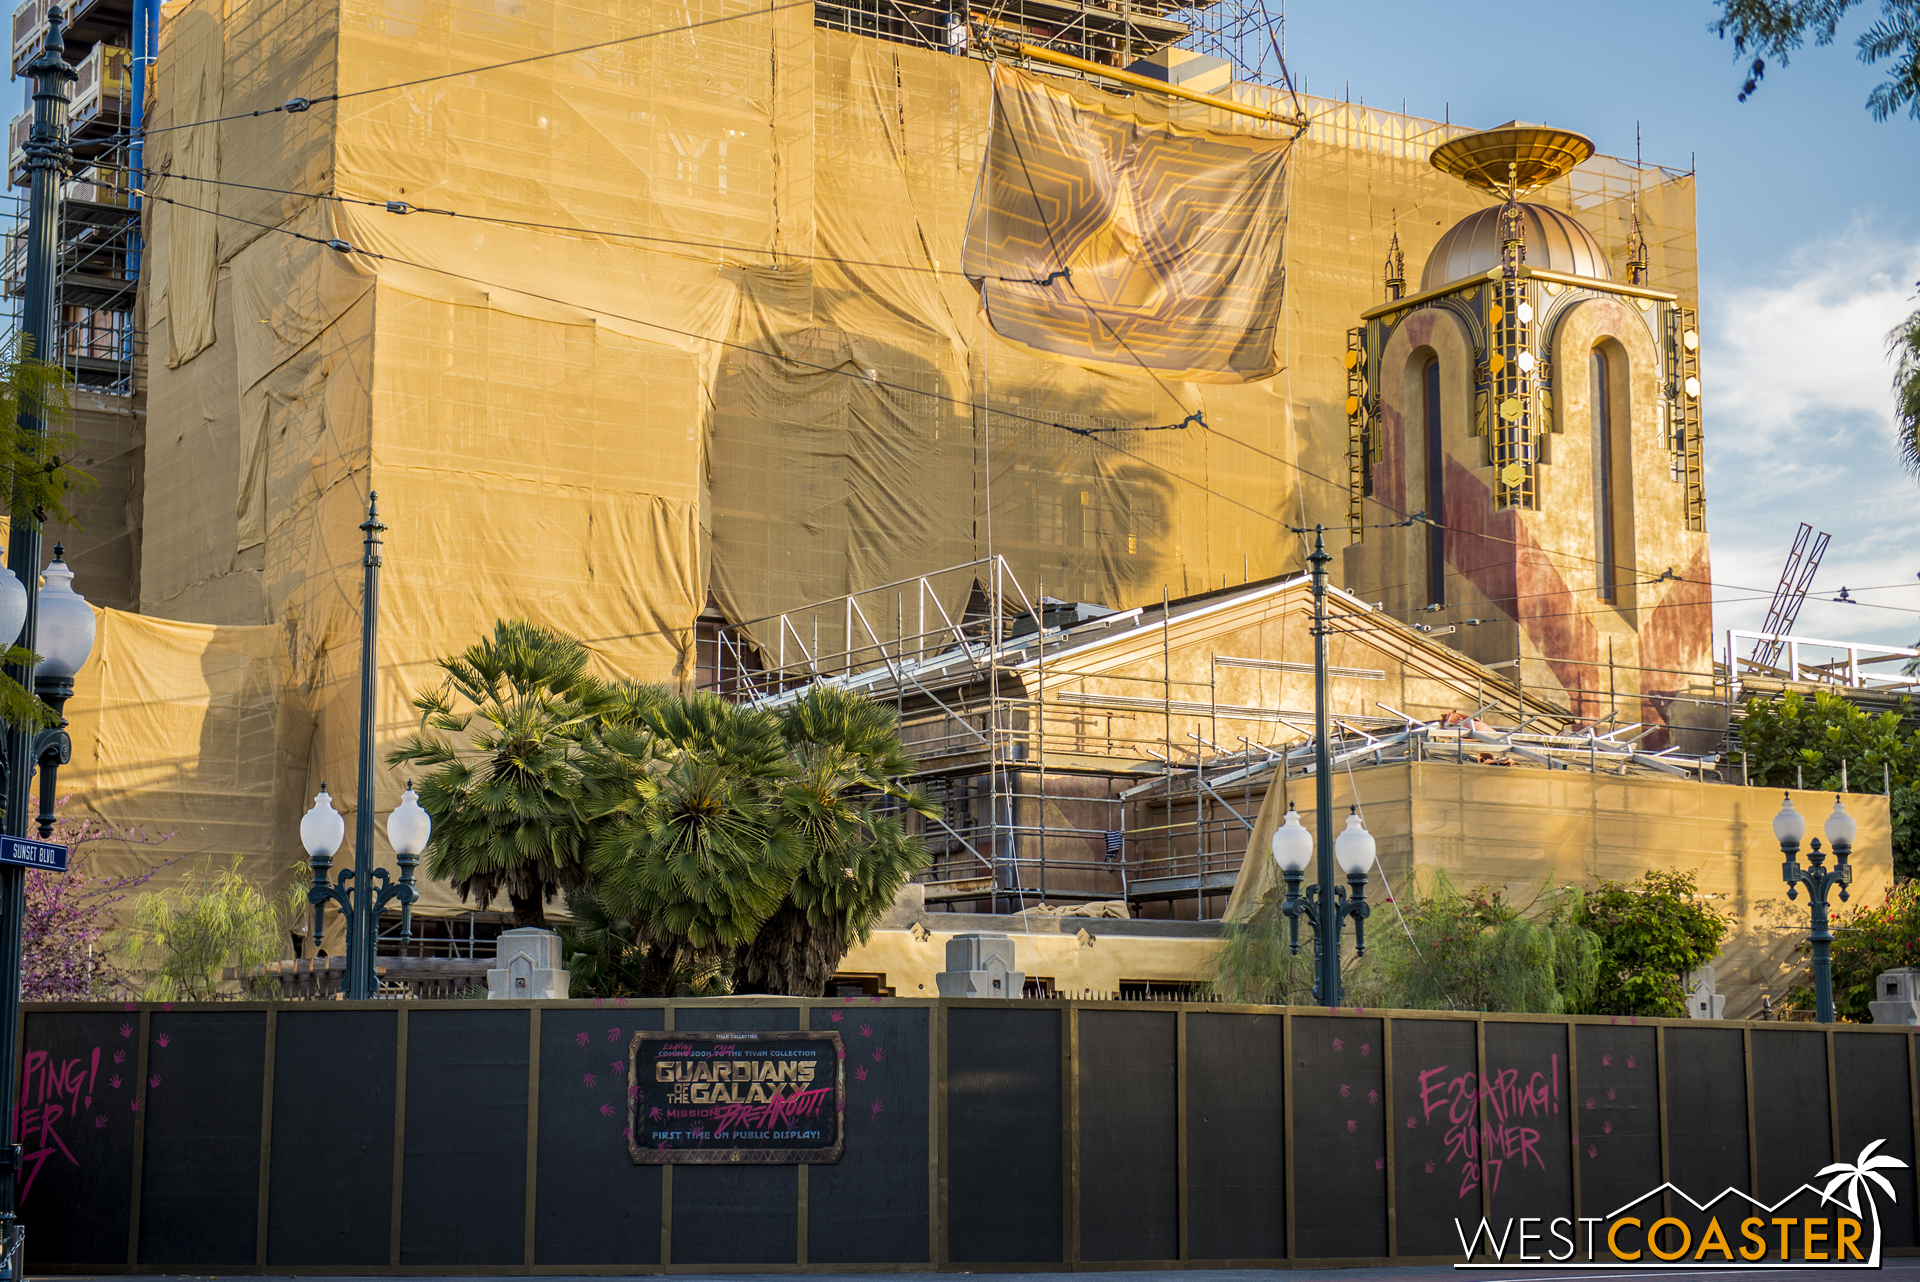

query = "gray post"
[
  {"left": 346, "top": 494, "right": 385, "bottom": 1000},
  {"left": 0, "top": 8, "right": 73, "bottom": 1262}
]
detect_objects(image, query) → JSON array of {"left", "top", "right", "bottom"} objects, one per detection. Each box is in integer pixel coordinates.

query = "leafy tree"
[
  {"left": 737, "top": 688, "right": 936, "bottom": 996},
  {"left": 388, "top": 619, "right": 620, "bottom": 927},
  {"left": 1819, "top": 880, "right": 1920, "bottom": 1020},
  {"left": 1577, "top": 870, "right": 1730, "bottom": 1017},
  {"left": 1362, "top": 870, "right": 1598, "bottom": 1014},
  {"left": 1738, "top": 689, "right": 1920, "bottom": 877},
  {"left": 23, "top": 799, "right": 175, "bottom": 999},
  {"left": 587, "top": 692, "right": 801, "bottom": 995},
  {"left": 0, "top": 341, "right": 92, "bottom": 732},
  {"left": 1712, "top": 0, "right": 1920, "bottom": 119},
  {"left": 120, "top": 858, "right": 303, "bottom": 1000},
  {"left": 1210, "top": 895, "right": 1346, "bottom": 1006}
]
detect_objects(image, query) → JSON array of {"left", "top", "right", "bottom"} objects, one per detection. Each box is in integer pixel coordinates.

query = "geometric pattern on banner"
[{"left": 962, "top": 65, "right": 1293, "bottom": 384}]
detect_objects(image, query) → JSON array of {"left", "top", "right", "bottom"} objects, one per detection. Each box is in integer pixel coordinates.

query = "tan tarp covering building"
[
  {"left": 1226, "top": 766, "right": 1895, "bottom": 1021},
  {"left": 59, "top": 0, "right": 1696, "bottom": 914},
  {"left": 962, "top": 66, "right": 1292, "bottom": 382}
]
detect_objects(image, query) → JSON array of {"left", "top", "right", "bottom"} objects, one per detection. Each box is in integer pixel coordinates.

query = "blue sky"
[{"left": 1262, "top": 0, "right": 1920, "bottom": 657}]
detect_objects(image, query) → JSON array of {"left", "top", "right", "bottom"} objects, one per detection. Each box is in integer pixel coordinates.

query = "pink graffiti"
[
  {"left": 161, "top": 1003, "right": 173, "bottom": 1012},
  {"left": 112, "top": 1050, "right": 124, "bottom": 1064},
  {"left": 611, "top": 1060, "right": 624, "bottom": 1073},
  {"left": 1601, "top": 1054, "right": 1612, "bottom": 1066},
  {"left": 599, "top": 1103, "right": 614, "bottom": 1118},
  {"left": 1584, "top": 1097, "right": 1594, "bottom": 1110},
  {"left": 711, "top": 1085, "right": 832, "bottom": 1138},
  {"left": 583, "top": 1073, "right": 598, "bottom": 1087},
  {"left": 129, "top": 1098, "right": 139, "bottom": 1111},
  {"left": 154, "top": 1034, "right": 170, "bottom": 1048},
  {"left": 148, "top": 1075, "right": 160, "bottom": 1089},
  {"left": 872, "top": 1047, "right": 885, "bottom": 1062},
  {"left": 829, "top": 1012, "right": 843, "bottom": 1022},
  {"left": 843, "top": 995, "right": 857, "bottom": 1004},
  {"left": 1602, "top": 1121, "right": 1613, "bottom": 1134},
  {"left": 1346, "top": 1119, "right": 1357, "bottom": 1132},
  {"left": 1332, "top": 1038, "right": 1345, "bottom": 1051},
  {"left": 1374, "top": 1157, "right": 1384, "bottom": 1170},
  {"left": 649, "top": 1107, "right": 663, "bottom": 1120},
  {"left": 575, "top": 1032, "right": 589, "bottom": 1047},
  {"left": 1406, "top": 1116, "right": 1416, "bottom": 1129},
  {"left": 1424, "top": 1160, "right": 1435, "bottom": 1174},
  {"left": 1339, "top": 1084, "right": 1351, "bottom": 1098},
  {"left": 859, "top": 1024, "right": 871, "bottom": 1038},
  {"left": 1626, "top": 1056, "right": 1636, "bottom": 1069},
  {"left": 1412, "top": 1055, "right": 1563, "bottom": 1202},
  {"left": 1588, "top": 1145, "right": 1598, "bottom": 1159},
  {"left": 836, "top": 1046, "right": 845, "bottom": 1060},
  {"left": 1606, "top": 1088, "right": 1616, "bottom": 1101},
  {"left": 123, "top": 1002, "right": 134, "bottom": 1011},
  {"left": 1367, "top": 1089, "right": 1380, "bottom": 1105},
  {"left": 607, "top": 1028, "right": 621, "bottom": 1041},
  {"left": 871, "top": 1099, "right": 885, "bottom": 1117},
  {"left": 1361, "top": 1043, "right": 1372, "bottom": 1057},
  {"left": 108, "top": 1075, "right": 121, "bottom": 1089},
  {"left": 854, "top": 1066, "right": 868, "bottom": 1081},
  {"left": 93, "top": 1115, "right": 106, "bottom": 1128},
  {"left": 118, "top": 1024, "right": 131, "bottom": 1038}
]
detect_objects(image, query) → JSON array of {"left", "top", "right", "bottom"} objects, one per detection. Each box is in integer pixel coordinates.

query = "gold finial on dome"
[{"left": 1429, "top": 121, "right": 1595, "bottom": 195}]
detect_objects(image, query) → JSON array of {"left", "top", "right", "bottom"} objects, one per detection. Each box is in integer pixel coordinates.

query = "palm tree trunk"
[
  {"left": 508, "top": 888, "right": 547, "bottom": 929},
  {"left": 737, "top": 903, "right": 848, "bottom": 996}
]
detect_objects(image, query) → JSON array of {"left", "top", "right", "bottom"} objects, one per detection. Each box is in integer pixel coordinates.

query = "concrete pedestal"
[{"left": 488, "top": 927, "right": 572, "bottom": 1000}]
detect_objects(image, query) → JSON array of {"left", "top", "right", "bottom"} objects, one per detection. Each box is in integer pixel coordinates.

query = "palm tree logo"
[{"left": 1818, "top": 1139, "right": 1911, "bottom": 1266}]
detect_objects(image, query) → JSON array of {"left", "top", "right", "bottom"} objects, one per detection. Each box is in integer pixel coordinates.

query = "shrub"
[{"left": 1577, "top": 869, "right": 1729, "bottom": 1017}]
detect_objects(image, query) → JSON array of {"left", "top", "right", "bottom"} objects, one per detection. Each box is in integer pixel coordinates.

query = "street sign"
[{"left": 0, "top": 835, "right": 67, "bottom": 872}]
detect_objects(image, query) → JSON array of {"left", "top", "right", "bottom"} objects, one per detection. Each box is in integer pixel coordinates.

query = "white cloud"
[{"left": 1702, "top": 220, "right": 1920, "bottom": 654}]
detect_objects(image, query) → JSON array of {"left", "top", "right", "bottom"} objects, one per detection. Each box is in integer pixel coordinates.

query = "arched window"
[
  {"left": 1593, "top": 349, "right": 1616, "bottom": 603},
  {"left": 1423, "top": 357, "right": 1445, "bottom": 607}
]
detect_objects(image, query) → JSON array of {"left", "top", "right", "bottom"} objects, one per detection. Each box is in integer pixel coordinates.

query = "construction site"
[{"left": 0, "top": 0, "right": 1910, "bottom": 1013}]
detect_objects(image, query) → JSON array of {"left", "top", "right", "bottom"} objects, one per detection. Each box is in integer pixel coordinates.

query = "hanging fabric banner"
[{"left": 962, "top": 65, "right": 1293, "bottom": 384}]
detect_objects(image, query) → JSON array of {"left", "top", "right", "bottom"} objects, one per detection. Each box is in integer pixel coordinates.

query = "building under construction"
[{"left": 9, "top": 0, "right": 1906, "bottom": 986}]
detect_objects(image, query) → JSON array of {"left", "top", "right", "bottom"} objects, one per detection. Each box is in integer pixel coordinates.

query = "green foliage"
[
  {"left": 387, "top": 619, "right": 624, "bottom": 926},
  {"left": 120, "top": 859, "right": 302, "bottom": 1000},
  {"left": 1711, "top": 0, "right": 1920, "bottom": 119},
  {"left": 1822, "top": 881, "right": 1920, "bottom": 1021},
  {"left": 1739, "top": 689, "right": 1920, "bottom": 877},
  {"left": 738, "top": 688, "right": 937, "bottom": 995},
  {"left": 1363, "top": 870, "right": 1598, "bottom": 1014},
  {"left": 1210, "top": 895, "right": 1348, "bottom": 1006},
  {"left": 1577, "top": 870, "right": 1730, "bottom": 1017},
  {"left": 1895, "top": 306, "right": 1920, "bottom": 479}
]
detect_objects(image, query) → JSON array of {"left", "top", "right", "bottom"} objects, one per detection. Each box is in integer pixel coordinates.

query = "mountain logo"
[{"left": 1455, "top": 1140, "right": 1911, "bottom": 1268}]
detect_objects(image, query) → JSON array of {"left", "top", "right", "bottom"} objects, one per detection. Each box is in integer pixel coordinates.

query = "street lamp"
[
  {"left": 1274, "top": 523, "right": 1379, "bottom": 1005},
  {"left": 1272, "top": 801, "right": 1375, "bottom": 991},
  {"left": 300, "top": 493, "right": 422, "bottom": 999},
  {"left": 30, "top": 547, "right": 95, "bottom": 838},
  {"left": 1775, "top": 792, "right": 1853, "bottom": 1024}
]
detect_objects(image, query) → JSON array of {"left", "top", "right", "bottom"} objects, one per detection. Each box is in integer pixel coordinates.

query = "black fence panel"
[
  {"left": 1482, "top": 1022, "right": 1572, "bottom": 1233},
  {"left": 1078, "top": 1009, "right": 1177, "bottom": 1262},
  {"left": 534, "top": 1005, "right": 666, "bottom": 1267},
  {"left": 136, "top": 1010, "right": 268, "bottom": 1266},
  {"left": 668, "top": 1005, "right": 799, "bottom": 1265},
  {"left": 1185, "top": 1012, "right": 1284, "bottom": 1262},
  {"left": 265, "top": 1010, "right": 398, "bottom": 1265},
  {"left": 17, "top": 1010, "right": 140, "bottom": 1265},
  {"left": 1836, "top": 1031, "right": 1918, "bottom": 1249},
  {"left": 806, "top": 1003, "right": 930, "bottom": 1265},
  {"left": 946, "top": 1006, "right": 1062, "bottom": 1264},
  {"left": 1391, "top": 1017, "right": 1480, "bottom": 1256},
  {"left": 398, "top": 1009, "right": 530, "bottom": 1266},
  {"left": 1753, "top": 1027, "right": 1835, "bottom": 1255},
  {"left": 12, "top": 1000, "right": 1919, "bottom": 1274},
  {"left": 1290, "top": 1015, "right": 1387, "bottom": 1260},
  {"left": 1574, "top": 1023, "right": 1661, "bottom": 1223}
]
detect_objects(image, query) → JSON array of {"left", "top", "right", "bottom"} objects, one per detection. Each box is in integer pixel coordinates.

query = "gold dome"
[{"left": 1419, "top": 203, "right": 1609, "bottom": 292}]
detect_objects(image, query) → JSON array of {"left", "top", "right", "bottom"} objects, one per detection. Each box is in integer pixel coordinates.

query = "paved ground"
[{"left": 59, "top": 1263, "right": 1920, "bottom": 1282}]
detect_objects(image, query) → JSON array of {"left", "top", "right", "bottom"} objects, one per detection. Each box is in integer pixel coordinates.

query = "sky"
[{"left": 1255, "top": 0, "right": 1920, "bottom": 657}]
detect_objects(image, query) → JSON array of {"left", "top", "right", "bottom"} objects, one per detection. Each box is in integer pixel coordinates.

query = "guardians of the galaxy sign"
[{"left": 627, "top": 1030, "right": 845, "bottom": 1164}]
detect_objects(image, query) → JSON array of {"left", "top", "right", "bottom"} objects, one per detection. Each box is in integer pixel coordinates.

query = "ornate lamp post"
[
  {"left": 1775, "top": 792, "right": 1854, "bottom": 1024},
  {"left": 1271, "top": 525, "right": 1379, "bottom": 1005},
  {"left": 31, "top": 548, "right": 96, "bottom": 837},
  {"left": 296, "top": 494, "right": 424, "bottom": 999}
]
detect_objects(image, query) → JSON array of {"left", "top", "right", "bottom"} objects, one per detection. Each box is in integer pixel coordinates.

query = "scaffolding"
[{"left": 701, "top": 558, "right": 1728, "bottom": 921}]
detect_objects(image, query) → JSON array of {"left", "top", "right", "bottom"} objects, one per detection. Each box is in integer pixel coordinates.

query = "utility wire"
[{"left": 91, "top": 0, "right": 817, "bottom": 141}]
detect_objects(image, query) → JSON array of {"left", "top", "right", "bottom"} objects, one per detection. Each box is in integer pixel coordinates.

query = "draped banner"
[{"left": 962, "top": 65, "right": 1293, "bottom": 384}]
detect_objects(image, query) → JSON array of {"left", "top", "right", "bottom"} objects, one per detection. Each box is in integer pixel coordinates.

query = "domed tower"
[{"left": 1340, "top": 123, "right": 1713, "bottom": 749}]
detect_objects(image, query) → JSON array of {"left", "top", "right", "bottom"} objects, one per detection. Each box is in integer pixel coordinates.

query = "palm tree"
[
  {"left": 1894, "top": 306, "right": 1920, "bottom": 478},
  {"left": 1818, "top": 1138, "right": 1911, "bottom": 1265},
  {"left": 736, "top": 688, "right": 936, "bottom": 996},
  {"left": 386, "top": 619, "right": 616, "bottom": 927},
  {"left": 586, "top": 691, "right": 802, "bottom": 994}
]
